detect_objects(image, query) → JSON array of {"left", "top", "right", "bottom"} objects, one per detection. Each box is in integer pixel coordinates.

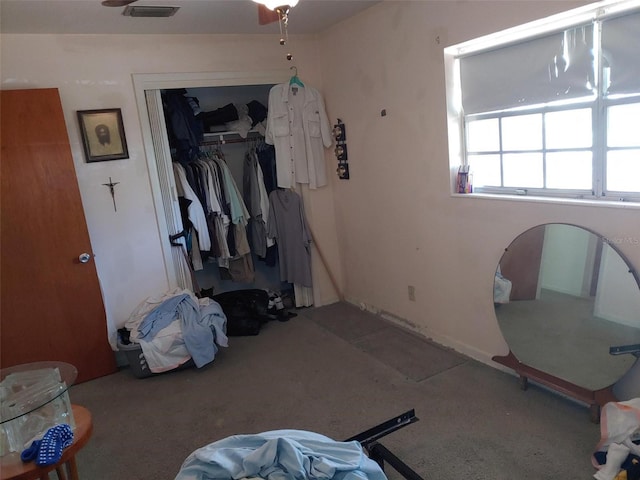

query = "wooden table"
[{"left": 0, "top": 405, "right": 93, "bottom": 480}]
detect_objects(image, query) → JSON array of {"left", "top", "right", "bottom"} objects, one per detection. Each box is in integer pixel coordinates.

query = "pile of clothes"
[
  {"left": 119, "top": 288, "right": 228, "bottom": 374},
  {"left": 198, "top": 100, "right": 268, "bottom": 137},
  {"left": 162, "top": 88, "right": 268, "bottom": 164},
  {"left": 118, "top": 288, "right": 298, "bottom": 374},
  {"left": 175, "top": 429, "right": 387, "bottom": 480},
  {"left": 210, "top": 289, "right": 297, "bottom": 337}
]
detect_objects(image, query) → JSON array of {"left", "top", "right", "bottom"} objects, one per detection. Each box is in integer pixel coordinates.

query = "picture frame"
[{"left": 77, "top": 108, "right": 129, "bottom": 162}]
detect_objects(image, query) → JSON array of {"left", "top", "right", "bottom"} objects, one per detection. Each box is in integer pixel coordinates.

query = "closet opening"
[
  {"left": 134, "top": 71, "right": 318, "bottom": 309},
  {"left": 166, "top": 84, "right": 288, "bottom": 298}
]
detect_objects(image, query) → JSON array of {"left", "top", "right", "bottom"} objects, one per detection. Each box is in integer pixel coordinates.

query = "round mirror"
[{"left": 494, "top": 224, "right": 640, "bottom": 393}]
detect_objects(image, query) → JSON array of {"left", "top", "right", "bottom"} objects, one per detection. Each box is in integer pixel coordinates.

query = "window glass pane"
[
  {"left": 502, "top": 114, "right": 542, "bottom": 151},
  {"left": 467, "top": 118, "right": 499, "bottom": 152},
  {"left": 503, "top": 153, "right": 543, "bottom": 188},
  {"left": 545, "top": 108, "right": 592, "bottom": 149},
  {"left": 608, "top": 103, "right": 640, "bottom": 147},
  {"left": 468, "top": 154, "right": 501, "bottom": 187},
  {"left": 546, "top": 151, "right": 592, "bottom": 189},
  {"left": 607, "top": 149, "right": 640, "bottom": 192}
]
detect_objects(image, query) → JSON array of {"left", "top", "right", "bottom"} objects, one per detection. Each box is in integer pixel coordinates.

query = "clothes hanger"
[{"left": 289, "top": 66, "right": 304, "bottom": 87}]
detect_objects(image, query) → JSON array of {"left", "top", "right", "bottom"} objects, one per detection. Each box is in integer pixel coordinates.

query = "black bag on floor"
[{"left": 212, "top": 289, "right": 270, "bottom": 336}]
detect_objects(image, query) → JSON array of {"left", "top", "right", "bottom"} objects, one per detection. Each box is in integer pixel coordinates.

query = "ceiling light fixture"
[
  {"left": 253, "top": 0, "right": 299, "bottom": 61},
  {"left": 252, "top": 0, "right": 299, "bottom": 11}
]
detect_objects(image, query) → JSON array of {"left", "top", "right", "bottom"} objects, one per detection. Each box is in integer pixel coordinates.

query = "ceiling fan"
[
  {"left": 252, "top": 0, "right": 300, "bottom": 60},
  {"left": 254, "top": 0, "right": 300, "bottom": 26},
  {"left": 101, "top": 0, "right": 136, "bottom": 6},
  {"left": 102, "top": 0, "right": 300, "bottom": 26},
  {"left": 101, "top": 0, "right": 179, "bottom": 17}
]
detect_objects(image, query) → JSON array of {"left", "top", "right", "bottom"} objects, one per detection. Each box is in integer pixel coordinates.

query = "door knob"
[{"left": 78, "top": 253, "right": 92, "bottom": 264}]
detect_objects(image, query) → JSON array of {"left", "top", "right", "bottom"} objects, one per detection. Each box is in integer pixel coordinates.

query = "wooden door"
[
  {"left": 499, "top": 225, "right": 545, "bottom": 301},
  {"left": 1, "top": 88, "right": 117, "bottom": 383}
]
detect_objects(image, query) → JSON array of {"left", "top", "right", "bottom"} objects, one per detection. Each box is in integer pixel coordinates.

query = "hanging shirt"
[
  {"left": 243, "top": 150, "right": 274, "bottom": 258},
  {"left": 195, "top": 159, "right": 222, "bottom": 215},
  {"left": 267, "top": 189, "right": 312, "bottom": 287},
  {"left": 265, "top": 83, "right": 332, "bottom": 189},
  {"left": 173, "top": 163, "right": 211, "bottom": 251}
]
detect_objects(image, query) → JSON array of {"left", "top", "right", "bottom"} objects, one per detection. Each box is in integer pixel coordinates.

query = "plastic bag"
[
  {"left": 494, "top": 266, "right": 512, "bottom": 304},
  {"left": 592, "top": 398, "right": 640, "bottom": 478}
]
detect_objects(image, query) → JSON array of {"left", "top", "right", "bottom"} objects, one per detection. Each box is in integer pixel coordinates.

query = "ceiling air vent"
[{"left": 122, "top": 5, "right": 180, "bottom": 17}]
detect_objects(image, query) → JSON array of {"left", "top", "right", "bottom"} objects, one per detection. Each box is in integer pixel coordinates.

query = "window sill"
[{"left": 450, "top": 192, "right": 640, "bottom": 210}]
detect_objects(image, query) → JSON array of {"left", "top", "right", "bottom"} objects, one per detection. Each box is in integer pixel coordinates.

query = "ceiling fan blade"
[
  {"left": 257, "top": 4, "right": 280, "bottom": 25},
  {"left": 102, "top": 0, "right": 137, "bottom": 6}
]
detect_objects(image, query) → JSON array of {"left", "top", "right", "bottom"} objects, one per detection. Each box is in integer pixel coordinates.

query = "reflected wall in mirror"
[{"left": 493, "top": 223, "right": 640, "bottom": 422}]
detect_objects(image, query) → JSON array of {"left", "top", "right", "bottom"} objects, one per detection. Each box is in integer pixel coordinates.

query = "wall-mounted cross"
[{"left": 102, "top": 177, "right": 120, "bottom": 212}]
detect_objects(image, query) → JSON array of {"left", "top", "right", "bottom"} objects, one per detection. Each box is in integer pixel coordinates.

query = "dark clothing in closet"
[
  {"left": 247, "top": 100, "right": 268, "bottom": 127},
  {"left": 198, "top": 103, "right": 239, "bottom": 132},
  {"left": 256, "top": 145, "right": 277, "bottom": 194},
  {"left": 163, "top": 90, "right": 204, "bottom": 165},
  {"left": 198, "top": 101, "right": 268, "bottom": 132}
]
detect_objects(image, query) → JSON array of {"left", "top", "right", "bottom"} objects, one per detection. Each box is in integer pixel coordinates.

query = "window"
[{"left": 445, "top": 2, "right": 640, "bottom": 202}]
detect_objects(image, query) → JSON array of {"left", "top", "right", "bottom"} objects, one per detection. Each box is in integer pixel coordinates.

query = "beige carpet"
[
  {"left": 309, "top": 303, "right": 467, "bottom": 382},
  {"left": 60, "top": 302, "right": 602, "bottom": 480}
]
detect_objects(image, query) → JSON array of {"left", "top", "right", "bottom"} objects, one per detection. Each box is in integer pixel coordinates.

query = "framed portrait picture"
[{"left": 77, "top": 108, "right": 129, "bottom": 162}]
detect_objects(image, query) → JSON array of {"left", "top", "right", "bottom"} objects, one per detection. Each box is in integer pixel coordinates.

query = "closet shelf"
[{"left": 202, "top": 129, "right": 263, "bottom": 144}]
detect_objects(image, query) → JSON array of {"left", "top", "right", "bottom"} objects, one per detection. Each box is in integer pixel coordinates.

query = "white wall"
[
  {"left": 0, "top": 33, "right": 342, "bottom": 346},
  {"left": 539, "top": 224, "right": 594, "bottom": 297},
  {"left": 2, "top": 1, "right": 638, "bottom": 399},
  {"left": 595, "top": 243, "right": 640, "bottom": 328},
  {"left": 317, "top": 1, "right": 640, "bottom": 399}
]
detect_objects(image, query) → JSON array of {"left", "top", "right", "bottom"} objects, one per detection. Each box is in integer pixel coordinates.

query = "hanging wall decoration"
[
  {"left": 333, "top": 119, "right": 349, "bottom": 180},
  {"left": 102, "top": 177, "right": 120, "bottom": 212},
  {"left": 77, "top": 108, "right": 129, "bottom": 162}
]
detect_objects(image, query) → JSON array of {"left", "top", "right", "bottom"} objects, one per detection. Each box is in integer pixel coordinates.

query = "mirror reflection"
[{"left": 494, "top": 223, "right": 640, "bottom": 391}]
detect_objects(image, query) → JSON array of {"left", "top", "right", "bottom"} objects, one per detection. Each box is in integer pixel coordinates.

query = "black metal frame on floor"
[{"left": 345, "top": 409, "right": 424, "bottom": 480}]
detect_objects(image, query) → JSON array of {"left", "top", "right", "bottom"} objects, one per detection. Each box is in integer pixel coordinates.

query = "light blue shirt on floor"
[
  {"left": 175, "top": 430, "right": 387, "bottom": 480},
  {"left": 138, "top": 294, "right": 190, "bottom": 340},
  {"left": 137, "top": 294, "right": 227, "bottom": 368},
  {"left": 183, "top": 300, "right": 228, "bottom": 367}
]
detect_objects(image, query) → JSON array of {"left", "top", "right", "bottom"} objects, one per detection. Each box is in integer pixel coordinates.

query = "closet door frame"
[{"left": 133, "top": 71, "right": 288, "bottom": 290}]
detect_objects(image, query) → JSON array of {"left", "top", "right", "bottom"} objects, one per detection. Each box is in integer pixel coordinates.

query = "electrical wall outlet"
[{"left": 408, "top": 285, "right": 416, "bottom": 301}]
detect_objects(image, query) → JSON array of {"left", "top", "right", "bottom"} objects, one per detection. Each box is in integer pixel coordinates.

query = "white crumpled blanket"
[{"left": 123, "top": 288, "right": 226, "bottom": 373}]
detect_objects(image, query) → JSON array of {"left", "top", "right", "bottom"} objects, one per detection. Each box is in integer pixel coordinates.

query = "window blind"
[
  {"left": 460, "top": 24, "right": 594, "bottom": 115},
  {"left": 601, "top": 11, "right": 640, "bottom": 97}
]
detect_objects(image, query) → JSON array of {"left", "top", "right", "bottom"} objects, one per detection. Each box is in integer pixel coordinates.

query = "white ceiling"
[{"left": 0, "top": 0, "right": 381, "bottom": 35}]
